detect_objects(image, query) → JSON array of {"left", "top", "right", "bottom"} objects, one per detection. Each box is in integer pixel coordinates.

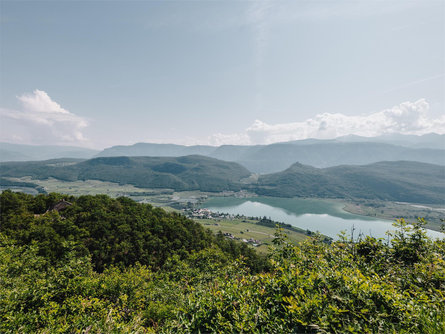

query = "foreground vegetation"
[{"left": 1, "top": 191, "right": 444, "bottom": 333}]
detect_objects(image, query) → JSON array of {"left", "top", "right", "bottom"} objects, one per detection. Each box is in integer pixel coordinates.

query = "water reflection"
[{"left": 202, "top": 197, "right": 443, "bottom": 240}]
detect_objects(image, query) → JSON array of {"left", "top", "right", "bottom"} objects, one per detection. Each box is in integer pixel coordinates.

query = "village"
[{"left": 183, "top": 207, "right": 263, "bottom": 247}]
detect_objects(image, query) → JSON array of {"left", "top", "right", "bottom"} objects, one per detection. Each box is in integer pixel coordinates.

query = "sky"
[{"left": 0, "top": 0, "right": 444, "bottom": 149}]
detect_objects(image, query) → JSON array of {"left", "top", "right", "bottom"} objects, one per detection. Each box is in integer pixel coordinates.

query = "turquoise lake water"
[{"left": 201, "top": 197, "right": 444, "bottom": 240}]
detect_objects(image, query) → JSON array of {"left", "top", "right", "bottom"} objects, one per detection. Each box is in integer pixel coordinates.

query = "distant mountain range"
[
  {"left": 95, "top": 134, "right": 445, "bottom": 173},
  {"left": 0, "top": 143, "right": 98, "bottom": 162},
  {"left": 333, "top": 133, "right": 445, "bottom": 149},
  {"left": 1, "top": 156, "right": 444, "bottom": 204},
  {"left": 2, "top": 134, "right": 444, "bottom": 173}
]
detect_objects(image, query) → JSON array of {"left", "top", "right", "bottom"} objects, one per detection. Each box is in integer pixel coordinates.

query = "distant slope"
[
  {"left": 255, "top": 161, "right": 445, "bottom": 204},
  {"left": 0, "top": 143, "right": 99, "bottom": 162},
  {"left": 335, "top": 133, "right": 445, "bottom": 149},
  {"left": 0, "top": 155, "right": 251, "bottom": 192},
  {"left": 97, "top": 143, "right": 215, "bottom": 157},
  {"left": 236, "top": 142, "right": 445, "bottom": 173},
  {"left": 96, "top": 134, "right": 445, "bottom": 173}
]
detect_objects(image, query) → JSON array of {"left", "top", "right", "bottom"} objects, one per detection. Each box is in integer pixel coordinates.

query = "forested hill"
[
  {"left": 0, "top": 191, "right": 265, "bottom": 272},
  {"left": 0, "top": 155, "right": 251, "bottom": 192},
  {"left": 255, "top": 161, "right": 445, "bottom": 204}
]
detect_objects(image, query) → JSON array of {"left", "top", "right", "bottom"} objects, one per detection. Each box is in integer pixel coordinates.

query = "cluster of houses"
[
  {"left": 219, "top": 190, "right": 254, "bottom": 198},
  {"left": 184, "top": 208, "right": 234, "bottom": 220}
]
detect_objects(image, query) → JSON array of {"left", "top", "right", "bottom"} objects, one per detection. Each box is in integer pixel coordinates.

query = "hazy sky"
[{"left": 1, "top": 0, "right": 444, "bottom": 149}]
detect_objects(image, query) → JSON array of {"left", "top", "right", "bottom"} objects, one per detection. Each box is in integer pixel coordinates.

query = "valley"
[
  {"left": 2, "top": 175, "right": 443, "bottom": 238},
  {"left": 1, "top": 136, "right": 444, "bottom": 248}
]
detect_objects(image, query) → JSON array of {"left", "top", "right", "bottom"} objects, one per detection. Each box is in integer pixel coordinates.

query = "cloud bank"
[
  {"left": 0, "top": 90, "right": 88, "bottom": 145},
  {"left": 208, "top": 99, "right": 445, "bottom": 146}
]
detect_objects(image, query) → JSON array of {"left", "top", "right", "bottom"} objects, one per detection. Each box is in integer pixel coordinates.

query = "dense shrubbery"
[
  {"left": 1, "top": 191, "right": 444, "bottom": 333},
  {"left": 168, "top": 223, "right": 445, "bottom": 333}
]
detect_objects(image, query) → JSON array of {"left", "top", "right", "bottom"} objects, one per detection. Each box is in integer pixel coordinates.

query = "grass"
[
  {"left": 4, "top": 177, "right": 200, "bottom": 206},
  {"left": 196, "top": 218, "right": 308, "bottom": 254}
]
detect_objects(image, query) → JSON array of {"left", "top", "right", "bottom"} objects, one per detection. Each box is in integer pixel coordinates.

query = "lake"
[{"left": 201, "top": 197, "right": 444, "bottom": 240}]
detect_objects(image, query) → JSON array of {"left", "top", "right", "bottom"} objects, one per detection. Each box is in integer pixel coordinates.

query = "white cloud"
[
  {"left": 207, "top": 99, "right": 445, "bottom": 145},
  {"left": 18, "top": 90, "right": 70, "bottom": 114},
  {"left": 0, "top": 89, "right": 89, "bottom": 145}
]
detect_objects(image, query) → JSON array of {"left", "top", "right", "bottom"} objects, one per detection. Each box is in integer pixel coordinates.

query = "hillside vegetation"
[
  {"left": 1, "top": 192, "right": 444, "bottom": 333},
  {"left": 255, "top": 161, "right": 445, "bottom": 204},
  {"left": 0, "top": 155, "right": 251, "bottom": 192},
  {"left": 2, "top": 157, "right": 444, "bottom": 205}
]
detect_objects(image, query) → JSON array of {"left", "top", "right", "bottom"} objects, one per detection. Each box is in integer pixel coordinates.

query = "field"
[
  {"left": 2, "top": 177, "right": 207, "bottom": 206},
  {"left": 196, "top": 218, "right": 308, "bottom": 253}
]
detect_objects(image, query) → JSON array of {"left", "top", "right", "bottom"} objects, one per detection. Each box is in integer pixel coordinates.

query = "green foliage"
[
  {"left": 0, "top": 235, "right": 152, "bottom": 333},
  {"left": 1, "top": 192, "right": 444, "bottom": 333},
  {"left": 1, "top": 191, "right": 243, "bottom": 271},
  {"left": 0, "top": 177, "right": 45, "bottom": 193},
  {"left": 166, "top": 221, "right": 445, "bottom": 333}
]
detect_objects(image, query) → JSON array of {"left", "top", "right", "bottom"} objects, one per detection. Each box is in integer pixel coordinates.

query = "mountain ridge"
[{"left": 94, "top": 134, "right": 445, "bottom": 173}]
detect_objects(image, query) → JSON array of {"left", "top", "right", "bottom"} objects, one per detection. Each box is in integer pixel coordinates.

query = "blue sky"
[{"left": 1, "top": 0, "right": 444, "bottom": 148}]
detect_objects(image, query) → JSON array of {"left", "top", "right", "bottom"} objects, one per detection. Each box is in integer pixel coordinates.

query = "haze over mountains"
[
  {"left": 1, "top": 133, "right": 444, "bottom": 204},
  {"left": 96, "top": 133, "right": 445, "bottom": 173},
  {"left": 1, "top": 133, "right": 444, "bottom": 173},
  {"left": 0, "top": 143, "right": 98, "bottom": 162}
]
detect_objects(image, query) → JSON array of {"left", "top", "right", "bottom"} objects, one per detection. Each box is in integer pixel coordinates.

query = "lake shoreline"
[{"left": 201, "top": 196, "right": 444, "bottom": 240}]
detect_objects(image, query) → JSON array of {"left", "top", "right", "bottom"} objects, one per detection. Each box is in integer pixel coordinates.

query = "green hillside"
[
  {"left": 0, "top": 191, "right": 266, "bottom": 272},
  {"left": 97, "top": 142, "right": 215, "bottom": 158},
  {"left": 256, "top": 161, "right": 445, "bottom": 204},
  {"left": 0, "top": 155, "right": 251, "bottom": 192},
  {"left": 1, "top": 157, "right": 444, "bottom": 204}
]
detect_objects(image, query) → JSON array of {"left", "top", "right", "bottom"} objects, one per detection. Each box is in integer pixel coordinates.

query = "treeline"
[
  {"left": 1, "top": 191, "right": 444, "bottom": 333},
  {"left": 0, "top": 177, "right": 45, "bottom": 193}
]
